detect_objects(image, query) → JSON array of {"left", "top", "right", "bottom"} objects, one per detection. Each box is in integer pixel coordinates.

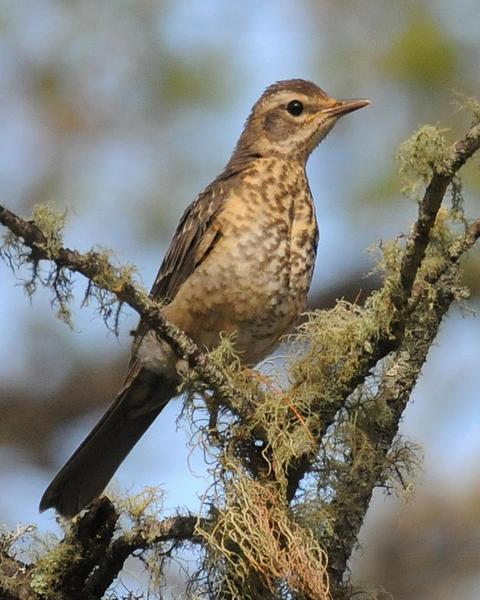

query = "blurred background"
[{"left": 1, "top": 1, "right": 480, "bottom": 598}]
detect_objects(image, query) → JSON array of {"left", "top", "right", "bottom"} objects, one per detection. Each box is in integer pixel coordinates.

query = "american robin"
[{"left": 40, "top": 79, "right": 369, "bottom": 517}]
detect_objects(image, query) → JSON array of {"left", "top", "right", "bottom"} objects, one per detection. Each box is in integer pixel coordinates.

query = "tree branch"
[
  {"left": 324, "top": 274, "right": 459, "bottom": 593},
  {"left": 0, "top": 498, "right": 205, "bottom": 600},
  {"left": 0, "top": 203, "right": 235, "bottom": 408},
  {"left": 285, "top": 121, "right": 480, "bottom": 503},
  {"left": 84, "top": 508, "right": 203, "bottom": 599},
  {"left": 399, "top": 122, "right": 480, "bottom": 301},
  {"left": 324, "top": 219, "right": 480, "bottom": 591}
]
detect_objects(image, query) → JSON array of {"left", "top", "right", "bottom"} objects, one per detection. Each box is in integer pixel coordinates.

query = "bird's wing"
[
  {"left": 150, "top": 182, "right": 226, "bottom": 303},
  {"left": 127, "top": 181, "right": 229, "bottom": 368}
]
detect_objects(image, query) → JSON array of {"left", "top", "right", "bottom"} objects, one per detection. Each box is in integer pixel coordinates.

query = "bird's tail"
[{"left": 39, "top": 368, "right": 177, "bottom": 518}]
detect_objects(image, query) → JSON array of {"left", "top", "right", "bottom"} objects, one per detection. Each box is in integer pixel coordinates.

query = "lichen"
[
  {"left": 82, "top": 247, "right": 141, "bottom": 334},
  {"left": 32, "top": 203, "right": 68, "bottom": 257},
  {"left": 396, "top": 125, "right": 450, "bottom": 199},
  {"left": 30, "top": 542, "right": 82, "bottom": 600},
  {"left": 196, "top": 468, "right": 330, "bottom": 599},
  {"left": 453, "top": 92, "right": 480, "bottom": 126}
]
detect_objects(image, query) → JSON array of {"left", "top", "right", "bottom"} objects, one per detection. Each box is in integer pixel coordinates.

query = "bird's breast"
[{"left": 165, "top": 161, "right": 318, "bottom": 364}]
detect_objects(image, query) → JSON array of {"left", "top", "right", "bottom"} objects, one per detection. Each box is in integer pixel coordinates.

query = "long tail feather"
[{"left": 39, "top": 369, "right": 177, "bottom": 518}]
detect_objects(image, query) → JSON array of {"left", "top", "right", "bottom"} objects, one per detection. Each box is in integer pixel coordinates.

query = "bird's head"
[{"left": 232, "top": 79, "right": 369, "bottom": 164}]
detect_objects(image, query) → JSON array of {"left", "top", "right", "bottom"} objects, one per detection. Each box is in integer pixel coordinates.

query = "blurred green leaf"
[
  {"left": 153, "top": 53, "right": 232, "bottom": 109},
  {"left": 380, "top": 12, "right": 458, "bottom": 88}
]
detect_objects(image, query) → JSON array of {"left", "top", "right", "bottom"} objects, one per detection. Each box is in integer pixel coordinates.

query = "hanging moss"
[{"left": 196, "top": 467, "right": 330, "bottom": 599}]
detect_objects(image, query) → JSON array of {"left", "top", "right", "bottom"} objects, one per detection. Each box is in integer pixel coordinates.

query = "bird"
[{"left": 40, "top": 79, "right": 369, "bottom": 517}]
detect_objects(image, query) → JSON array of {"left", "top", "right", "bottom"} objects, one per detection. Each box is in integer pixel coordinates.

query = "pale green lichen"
[
  {"left": 82, "top": 247, "right": 142, "bottom": 334},
  {"left": 32, "top": 203, "right": 68, "bottom": 257},
  {"left": 195, "top": 467, "right": 330, "bottom": 599},
  {"left": 0, "top": 204, "right": 75, "bottom": 326},
  {"left": 453, "top": 91, "right": 480, "bottom": 126},
  {"left": 396, "top": 124, "right": 450, "bottom": 199},
  {"left": 30, "top": 542, "right": 82, "bottom": 600},
  {"left": 1, "top": 204, "right": 143, "bottom": 332},
  {"left": 85, "top": 247, "right": 138, "bottom": 292},
  {"left": 114, "top": 486, "right": 165, "bottom": 529}
]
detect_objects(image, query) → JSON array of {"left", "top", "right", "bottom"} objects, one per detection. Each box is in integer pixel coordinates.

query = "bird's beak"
[{"left": 323, "top": 98, "right": 370, "bottom": 118}]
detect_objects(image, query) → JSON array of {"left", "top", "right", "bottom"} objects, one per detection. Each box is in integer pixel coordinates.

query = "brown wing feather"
[
  {"left": 127, "top": 182, "right": 228, "bottom": 370},
  {"left": 150, "top": 185, "right": 224, "bottom": 302},
  {"left": 150, "top": 160, "right": 248, "bottom": 302}
]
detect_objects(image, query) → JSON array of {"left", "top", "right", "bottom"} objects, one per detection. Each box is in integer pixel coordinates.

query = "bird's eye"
[{"left": 286, "top": 100, "right": 304, "bottom": 116}]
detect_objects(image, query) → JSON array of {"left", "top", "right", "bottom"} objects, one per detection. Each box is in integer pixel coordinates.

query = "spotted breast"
[{"left": 163, "top": 158, "right": 318, "bottom": 365}]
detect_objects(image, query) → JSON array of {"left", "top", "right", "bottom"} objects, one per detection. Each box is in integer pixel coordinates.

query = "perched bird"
[{"left": 40, "top": 79, "right": 369, "bottom": 517}]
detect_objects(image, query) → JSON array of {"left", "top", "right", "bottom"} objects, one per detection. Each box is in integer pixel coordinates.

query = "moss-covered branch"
[
  {"left": 322, "top": 218, "right": 480, "bottom": 593},
  {"left": 398, "top": 121, "right": 480, "bottom": 300},
  {"left": 0, "top": 203, "right": 236, "bottom": 408},
  {"left": 84, "top": 507, "right": 203, "bottom": 599},
  {"left": 0, "top": 498, "right": 205, "bottom": 600},
  {"left": 323, "top": 270, "right": 466, "bottom": 593},
  {"left": 284, "top": 120, "right": 480, "bottom": 504}
]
